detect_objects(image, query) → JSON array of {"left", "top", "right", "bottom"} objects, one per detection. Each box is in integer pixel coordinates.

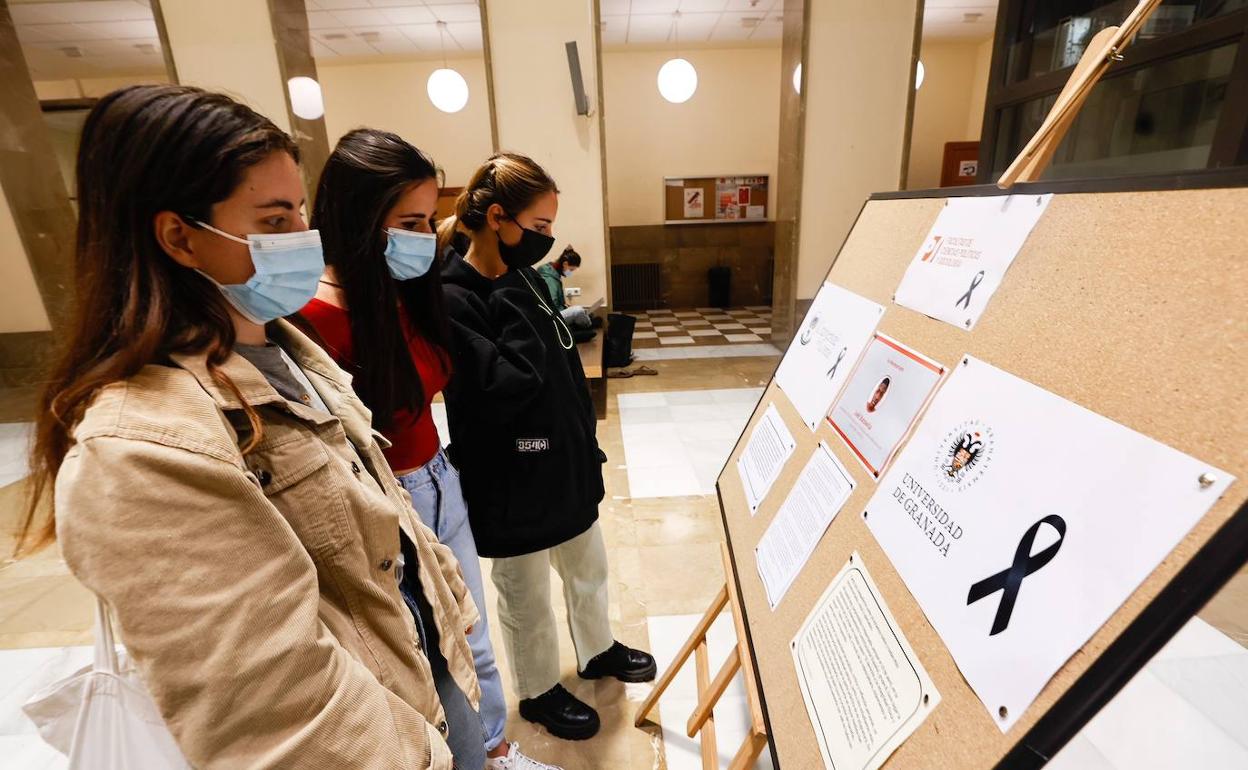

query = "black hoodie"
[{"left": 440, "top": 254, "right": 605, "bottom": 557}]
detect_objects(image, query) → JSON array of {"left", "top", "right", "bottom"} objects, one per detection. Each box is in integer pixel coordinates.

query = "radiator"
[{"left": 612, "top": 262, "right": 661, "bottom": 310}]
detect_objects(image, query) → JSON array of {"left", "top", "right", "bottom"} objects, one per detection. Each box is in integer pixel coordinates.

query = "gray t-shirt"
[{"left": 234, "top": 342, "right": 326, "bottom": 411}]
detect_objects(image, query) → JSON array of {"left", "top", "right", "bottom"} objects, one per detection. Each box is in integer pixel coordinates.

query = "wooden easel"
[
  {"left": 997, "top": 0, "right": 1162, "bottom": 187},
  {"left": 634, "top": 543, "right": 769, "bottom": 770},
  {"left": 634, "top": 5, "right": 1169, "bottom": 768}
]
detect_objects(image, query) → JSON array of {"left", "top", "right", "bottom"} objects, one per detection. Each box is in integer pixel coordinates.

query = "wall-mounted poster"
[
  {"left": 828, "top": 334, "right": 944, "bottom": 478},
  {"left": 683, "top": 188, "right": 704, "bottom": 218},
  {"left": 738, "top": 185, "right": 751, "bottom": 205},
  {"left": 861, "top": 356, "right": 1235, "bottom": 731}
]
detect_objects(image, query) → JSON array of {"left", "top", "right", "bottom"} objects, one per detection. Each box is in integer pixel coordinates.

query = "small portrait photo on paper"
[
  {"left": 828, "top": 334, "right": 944, "bottom": 478},
  {"left": 866, "top": 376, "right": 891, "bottom": 413}
]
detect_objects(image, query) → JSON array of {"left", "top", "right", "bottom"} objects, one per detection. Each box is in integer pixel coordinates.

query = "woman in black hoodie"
[{"left": 439, "top": 153, "right": 654, "bottom": 741}]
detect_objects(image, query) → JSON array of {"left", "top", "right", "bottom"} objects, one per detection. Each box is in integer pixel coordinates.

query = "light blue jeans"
[{"left": 399, "top": 447, "right": 507, "bottom": 753}]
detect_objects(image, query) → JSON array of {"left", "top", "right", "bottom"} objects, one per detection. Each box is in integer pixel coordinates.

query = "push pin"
[
  {"left": 1199, "top": 472, "right": 1217, "bottom": 488},
  {"left": 998, "top": 706, "right": 1009, "bottom": 720},
  {"left": 965, "top": 319, "right": 972, "bottom": 328}
]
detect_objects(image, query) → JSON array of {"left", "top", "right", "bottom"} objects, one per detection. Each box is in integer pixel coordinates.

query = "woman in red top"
[{"left": 300, "top": 129, "right": 557, "bottom": 770}]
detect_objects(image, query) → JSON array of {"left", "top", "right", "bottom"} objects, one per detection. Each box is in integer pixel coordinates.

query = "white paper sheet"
[
  {"left": 828, "top": 334, "right": 944, "bottom": 478},
  {"left": 894, "top": 194, "right": 1052, "bottom": 331},
  {"left": 862, "top": 356, "right": 1236, "bottom": 731},
  {"left": 738, "top": 402, "right": 798, "bottom": 513},
  {"left": 755, "top": 442, "right": 856, "bottom": 609},
  {"left": 775, "top": 283, "right": 884, "bottom": 431},
  {"left": 792, "top": 552, "right": 940, "bottom": 770}
]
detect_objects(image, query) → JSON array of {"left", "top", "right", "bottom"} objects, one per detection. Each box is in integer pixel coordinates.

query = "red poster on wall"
[{"left": 738, "top": 186, "right": 751, "bottom": 205}]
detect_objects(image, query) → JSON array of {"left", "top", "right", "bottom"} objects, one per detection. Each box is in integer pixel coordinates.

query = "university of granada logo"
[{"left": 933, "top": 419, "right": 994, "bottom": 493}]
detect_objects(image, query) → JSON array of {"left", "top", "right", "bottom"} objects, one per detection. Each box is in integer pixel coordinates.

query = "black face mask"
[{"left": 497, "top": 218, "right": 555, "bottom": 269}]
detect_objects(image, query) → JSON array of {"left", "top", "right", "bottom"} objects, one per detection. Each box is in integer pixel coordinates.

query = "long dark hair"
[
  {"left": 20, "top": 85, "right": 299, "bottom": 555},
  {"left": 308, "top": 128, "right": 450, "bottom": 431}
]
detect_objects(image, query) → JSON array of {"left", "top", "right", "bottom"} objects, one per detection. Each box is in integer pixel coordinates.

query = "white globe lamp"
[
  {"left": 657, "top": 57, "right": 697, "bottom": 104},
  {"left": 287, "top": 76, "right": 324, "bottom": 120},
  {"left": 427, "top": 68, "right": 469, "bottom": 113}
]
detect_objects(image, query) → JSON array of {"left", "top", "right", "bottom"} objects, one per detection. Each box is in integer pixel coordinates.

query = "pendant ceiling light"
[
  {"left": 427, "top": 20, "right": 469, "bottom": 113},
  {"left": 287, "top": 76, "right": 324, "bottom": 120},
  {"left": 915, "top": 60, "right": 926, "bottom": 90},
  {"left": 657, "top": 11, "right": 697, "bottom": 104},
  {"left": 793, "top": 62, "right": 802, "bottom": 94}
]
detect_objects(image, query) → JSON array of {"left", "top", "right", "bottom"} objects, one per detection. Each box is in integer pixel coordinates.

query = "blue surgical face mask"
[
  {"left": 561, "top": 267, "right": 574, "bottom": 278},
  {"left": 384, "top": 227, "right": 436, "bottom": 280},
  {"left": 190, "top": 219, "right": 324, "bottom": 324}
]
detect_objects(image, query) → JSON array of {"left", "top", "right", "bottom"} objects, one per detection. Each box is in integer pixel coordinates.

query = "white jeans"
[{"left": 490, "top": 522, "right": 614, "bottom": 699}]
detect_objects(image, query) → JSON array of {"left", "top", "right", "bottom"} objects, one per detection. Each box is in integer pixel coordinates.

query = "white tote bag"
[{"left": 23, "top": 598, "right": 192, "bottom": 769}]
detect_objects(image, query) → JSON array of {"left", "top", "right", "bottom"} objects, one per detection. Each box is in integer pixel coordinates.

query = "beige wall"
[
  {"left": 907, "top": 40, "right": 983, "bottom": 190},
  {"left": 0, "top": 181, "right": 52, "bottom": 333},
  {"left": 318, "top": 57, "right": 493, "bottom": 188},
  {"left": 796, "top": 0, "right": 920, "bottom": 299},
  {"left": 602, "top": 47, "right": 781, "bottom": 227},
  {"left": 33, "top": 74, "right": 171, "bottom": 100},
  {"left": 487, "top": 0, "right": 609, "bottom": 306},
  {"left": 159, "top": 0, "right": 292, "bottom": 133}
]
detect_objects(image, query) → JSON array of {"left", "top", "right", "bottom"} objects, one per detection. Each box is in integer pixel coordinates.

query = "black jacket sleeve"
[{"left": 445, "top": 282, "right": 549, "bottom": 423}]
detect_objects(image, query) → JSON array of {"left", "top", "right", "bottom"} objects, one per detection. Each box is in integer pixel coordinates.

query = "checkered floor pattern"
[{"left": 628, "top": 306, "right": 773, "bottom": 347}]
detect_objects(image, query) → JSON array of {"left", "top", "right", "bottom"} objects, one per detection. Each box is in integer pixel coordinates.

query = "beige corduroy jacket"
[{"left": 55, "top": 321, "right": 480, "bottom": 769}]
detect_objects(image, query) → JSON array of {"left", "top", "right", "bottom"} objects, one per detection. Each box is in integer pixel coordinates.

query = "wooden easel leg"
[
  {"left": 694, "top": 638, "right": 718, "bottom": 770},
  {"left": 631, "top": 546, "right": 770, "bottom": 768},
  {"left": 687, "top": 646, "right": 741, "bottom": 737},
  {"left": 727, "top": 731, "right": 769, "bottom": 770},
  {"left": 634, "top": 584, "right": 729, "bottom": 728}
]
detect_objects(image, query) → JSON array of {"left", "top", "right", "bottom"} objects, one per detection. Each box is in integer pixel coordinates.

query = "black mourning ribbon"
[
  {"left": 966, "top": 514, "right": 1067, "bottom": 636},
  {"left": 955, "top": 270, "right": 986, "bottom": 310},
  {"left": 826, "top": 347, "right": 847, "bottom": 379}
]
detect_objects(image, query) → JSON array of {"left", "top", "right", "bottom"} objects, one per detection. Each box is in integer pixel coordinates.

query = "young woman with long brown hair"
[
  {"left": 299, "top": 128, "right": 558, "bottom": 770},
  {"left": 20, "top": 85, "right": 483, "bottom": 769},
  {"left": 439, "top": 153, "right": 655, "bottom": 741}
]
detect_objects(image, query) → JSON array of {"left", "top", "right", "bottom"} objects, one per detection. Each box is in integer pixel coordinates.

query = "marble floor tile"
[
  {"left": 0, "top": 423, "right": 32, "bottom": 488},
  {"left": 1049, "top": 617, "right": 1248, "bottom": 770},
  {"left": 619, "top": 390, "right": 760, "bottom": 499},
  {"left": 633, "top": 344, "right": 781, "bottom": 361},
  {"left": 634, "top": 331, "right": 659, "bottom": 339},
  {"left": 724, "top": 333, "right": 763, "bottom": 343},
  {"left": 658, "top": 336, "right": 696, "bottom": 346}
]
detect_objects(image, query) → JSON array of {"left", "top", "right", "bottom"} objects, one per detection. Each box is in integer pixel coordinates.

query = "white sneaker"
[{"left": 485, "top": 741, "right": 563, "bottom": 770}]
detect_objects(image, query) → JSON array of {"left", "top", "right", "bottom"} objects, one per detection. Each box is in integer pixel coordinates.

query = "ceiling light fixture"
[
  {"left": 287, "top": 76, "right": 324, "bottom": 120},
  {"left": 427, "top": 20, "right": 469, "bottom": 113},
  {"left": 657, "top": 11, "right": 697, "bottom": 104},
  {"left": 915, "top": 60, "right": 925, "bottom": 90}
]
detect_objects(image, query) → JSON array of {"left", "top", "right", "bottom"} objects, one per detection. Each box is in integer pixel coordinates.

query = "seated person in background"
[{"left": 537, "top": 246, "right": 592, "bottom": 329}]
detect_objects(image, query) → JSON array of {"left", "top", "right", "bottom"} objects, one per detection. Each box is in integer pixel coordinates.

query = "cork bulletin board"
[
  {"left": 716, "top": 177, "right": 1248, "bottom": 768},
  {"left": 664, "top": 174, "right": 769, "bottom": 224}
]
